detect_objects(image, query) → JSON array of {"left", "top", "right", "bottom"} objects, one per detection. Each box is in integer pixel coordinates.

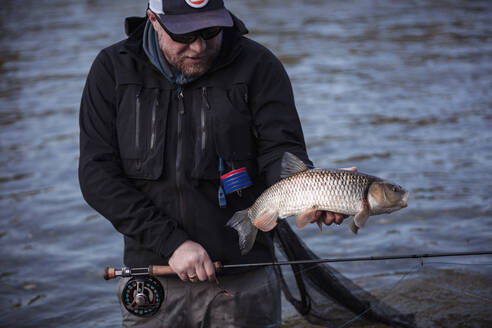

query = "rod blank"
[
  {"left": 222, "top": 250, "right": 492, "bottom": 269},
  {"left": 103, "top": 251, "right": 492, "bottom": 279}
]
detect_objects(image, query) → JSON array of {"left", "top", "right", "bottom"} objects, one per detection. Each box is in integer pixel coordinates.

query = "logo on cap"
[{"left": 185, "top": 0, "right": 209, "bottom": 8}]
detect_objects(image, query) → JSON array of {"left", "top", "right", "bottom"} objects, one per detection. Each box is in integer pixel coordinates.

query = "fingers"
[
  {"left": 323, "top": 211, "right": 336, "bottom": 225},
  {"left": 314, "top": 211, "right": 349, "bottom": 227},
  {"left": 168, "top": 240, "right": 216, "bottom": 283},
  {"left": 177, "top": 272, "right": 189, "bottom": 282},
  {"left": 204, "top": 259, "right": 216, "bottom": 282},
  {"left": 187, "top": 271, "right": 199, "bottom": 283},
  {"left": 334, "top": 213, "right": 348, "bottom": 225},
  {"left": 195, "top": 263, "right": 208, "bottom": 282},
  {"left": 190, "top": 259, "right": 215, "bottom": 282}
]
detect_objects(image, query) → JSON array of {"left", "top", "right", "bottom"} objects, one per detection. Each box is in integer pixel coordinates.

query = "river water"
[{"left": 1, "top": 0, "right": 491, "bottom": 327}]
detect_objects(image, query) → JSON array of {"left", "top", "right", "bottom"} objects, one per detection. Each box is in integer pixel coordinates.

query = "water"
[{"left": 0, "top": 0, "right": 491, "bottom": 327}]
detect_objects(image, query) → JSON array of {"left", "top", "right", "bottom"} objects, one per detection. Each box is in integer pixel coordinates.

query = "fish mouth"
[{"left": 400, "top": 192, "right": 410, "bottom": 208}]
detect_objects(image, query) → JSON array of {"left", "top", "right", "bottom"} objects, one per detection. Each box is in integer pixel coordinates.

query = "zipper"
[
  {"left": 135, "top": 88, "right": 142, "bottom": 150},
  {"left": 176, "top": 88, "right": 184, "bottom": 171},
  {"left": 175, "top": 87, "right": 188, "bottom": 231},
  {"left": 150, "top": 91, "right": 158, "bottom": 150},
  {"left": 201, "top": 86, "right": 210, "bottom": 152},
  {"left": 135, "top": 87, "right": 143, "bottom": 171}
]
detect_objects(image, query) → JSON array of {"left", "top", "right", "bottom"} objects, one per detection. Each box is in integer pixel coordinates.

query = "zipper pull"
[
  {"left": 178, "top": 89, "right": 185, "bottom": 115},
  {"left": 202, "top": 86, "right": 210, "bottom": 110},
  {"left": 218, "top": 157, "right": 227, "bottom": 208},
  {"left": 218, "top": 186, "right": 226, "bottom": 208}
]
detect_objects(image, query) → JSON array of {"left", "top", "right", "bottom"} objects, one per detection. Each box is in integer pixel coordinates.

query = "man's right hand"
[{"left": 168, "top": 240, "right": 216, "bottom": 282}]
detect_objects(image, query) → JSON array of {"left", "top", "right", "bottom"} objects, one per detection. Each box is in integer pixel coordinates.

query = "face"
[{"left": 148, "top": 11, "right": 223, "bottom": 78}]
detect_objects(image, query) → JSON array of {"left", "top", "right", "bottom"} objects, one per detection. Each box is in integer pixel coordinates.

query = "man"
[{"left": 79, "top": 0, "right": 347, "bottom": 326}]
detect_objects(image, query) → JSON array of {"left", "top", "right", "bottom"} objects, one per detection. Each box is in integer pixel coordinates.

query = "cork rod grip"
[{"left": 149, "top": 262, "right": 222, "bottom": 276}]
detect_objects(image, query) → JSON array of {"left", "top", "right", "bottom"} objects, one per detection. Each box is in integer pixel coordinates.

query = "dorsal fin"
[{"left": 280, "top": 152, "right": 309, "bottom": 178}]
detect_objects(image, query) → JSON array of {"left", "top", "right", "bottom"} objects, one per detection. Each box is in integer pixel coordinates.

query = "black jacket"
[{"left": 79, "top": 15, "right": 311, "bottom": 269}]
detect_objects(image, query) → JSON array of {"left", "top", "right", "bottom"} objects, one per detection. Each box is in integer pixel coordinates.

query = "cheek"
[
  {"left": 158, "top": 34, "right": 186, "bottom": 56},
  {"left": 207, "top": 34, "right": 222, "bottom": 52}
]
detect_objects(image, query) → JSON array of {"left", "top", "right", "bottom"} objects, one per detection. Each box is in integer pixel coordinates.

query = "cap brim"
[{"left": 159, "top": 8, "right": 233, "bottom": 34}]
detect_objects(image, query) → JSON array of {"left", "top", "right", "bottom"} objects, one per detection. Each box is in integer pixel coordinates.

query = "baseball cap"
[{"left": 148, "top": 0, "right": 233, "bottom": 34}]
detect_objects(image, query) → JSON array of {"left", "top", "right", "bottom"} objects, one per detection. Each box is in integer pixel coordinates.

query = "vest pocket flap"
[
  {"left": 121, "top": 156, "right": 164, "bottom": 180},
  {"left": 116, "top": 87, "right": 170, "bottom": 180}
]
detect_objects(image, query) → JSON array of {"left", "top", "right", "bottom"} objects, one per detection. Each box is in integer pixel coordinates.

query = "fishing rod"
[
  {"left": 106, "top": 250, "right": 492, "bottom": 317},
  {"left": 104, "top": 250, "right": 492, "bottom": 280}
]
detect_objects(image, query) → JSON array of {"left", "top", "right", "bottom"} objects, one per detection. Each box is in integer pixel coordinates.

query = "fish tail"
[{"left": 226, "top": 209, "right": 258, "bottom": 255}]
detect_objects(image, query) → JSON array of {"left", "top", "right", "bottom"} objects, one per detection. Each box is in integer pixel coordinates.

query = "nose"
[{"left": 189, "top": 37, "right": 206, "bottom": 53}]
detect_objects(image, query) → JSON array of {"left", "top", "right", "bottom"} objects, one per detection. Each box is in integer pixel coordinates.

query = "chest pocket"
[
  {"left": 116, "top": 83, "right": 170, "bottom": 180},
  {"left": 193, "top": 83, "right": 258, "bottom": 180}
]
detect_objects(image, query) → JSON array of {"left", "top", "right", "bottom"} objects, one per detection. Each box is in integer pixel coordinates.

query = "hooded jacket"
[{"left": 79, "top": 14, "right": 311, "bottom": 269}]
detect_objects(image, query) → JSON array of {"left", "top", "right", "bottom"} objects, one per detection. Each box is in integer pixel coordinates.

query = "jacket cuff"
[{"left": 159, "top": 229, "right": 189, "bottom": 258}]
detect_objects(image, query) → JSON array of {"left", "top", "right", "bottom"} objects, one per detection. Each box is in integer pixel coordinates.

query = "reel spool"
[{"left": 121, "top": 276, "right": 164, "bottom": 317}]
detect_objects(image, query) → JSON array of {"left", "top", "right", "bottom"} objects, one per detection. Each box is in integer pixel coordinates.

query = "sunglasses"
[{"left": 155, "top": 15, "right": 222, "bottom": 44}]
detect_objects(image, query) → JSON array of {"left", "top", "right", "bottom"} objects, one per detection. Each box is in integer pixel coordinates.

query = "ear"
[{"left": 147, "top": 9, "right": 160, "bottom": 31}]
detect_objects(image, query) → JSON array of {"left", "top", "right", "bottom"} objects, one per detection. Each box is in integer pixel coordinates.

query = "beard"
[
  {"left": 160, "top": 35, "right": 222, "bottom": 79},
  {"left": 173, "top": 52, "right": 217, "bottom": 78}
]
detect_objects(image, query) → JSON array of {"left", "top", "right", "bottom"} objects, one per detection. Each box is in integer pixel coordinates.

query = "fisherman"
[{"left": 79, "top": 0, "right": 349, "bottom": 326}]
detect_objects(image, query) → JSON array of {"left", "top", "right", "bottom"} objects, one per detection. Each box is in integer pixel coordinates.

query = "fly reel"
[{"left": 121, "top": 276, "right": 164, "bottom": 317}]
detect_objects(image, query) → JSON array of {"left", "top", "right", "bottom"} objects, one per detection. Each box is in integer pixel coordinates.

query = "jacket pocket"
[
  {"left": 211, "top": 83, "right": 258, "bottom": 178},
  {"left": 116, "top": 84, "right": 169, "bottom": 180}
]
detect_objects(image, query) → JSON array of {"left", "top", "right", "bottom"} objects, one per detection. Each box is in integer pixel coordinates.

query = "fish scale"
[{"left": 249, "top": 170, "right": 379, "bottom": 220}]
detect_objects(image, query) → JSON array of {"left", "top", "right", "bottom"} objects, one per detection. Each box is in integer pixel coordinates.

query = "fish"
[{"left": 226, "top": 152, "right": 409, "bottom": 255}]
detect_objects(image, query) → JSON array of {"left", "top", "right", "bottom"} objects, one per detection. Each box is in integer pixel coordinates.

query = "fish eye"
[{"left": 392, "top": 186, "right": 399, "bottom": 192}]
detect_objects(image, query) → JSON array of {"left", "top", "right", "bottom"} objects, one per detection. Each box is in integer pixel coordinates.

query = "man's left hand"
[{"left": 313, "top": 211, "right": 349, "bottom": 226}]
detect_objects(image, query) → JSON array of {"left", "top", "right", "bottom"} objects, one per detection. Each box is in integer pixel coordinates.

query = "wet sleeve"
[
  {"left": 78, "top": 50, "right": 188, "bottom": 259},
  {"left": 249, "top": 49, "right": 313, "bottom": 186}
]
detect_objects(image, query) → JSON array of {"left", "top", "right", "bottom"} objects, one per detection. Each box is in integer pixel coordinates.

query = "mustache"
[
  {"left": 182, "top": 50, "right": 214, "bottom": 58},
  {"left": 184, "top": 55, "right": 206, "bottom": 59}
]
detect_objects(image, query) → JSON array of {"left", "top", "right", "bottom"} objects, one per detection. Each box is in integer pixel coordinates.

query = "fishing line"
[
  {"left": 425, "top": 279, "right": 492, "bottom": 302},
  {"left": 419, "top": 261, "right": 492, "bottom": 266},
  {"left": 195, "top": 258, "right": 422, "bottom": 328},
  {"left": 335, "top": 259, "right": 492, "bottom": 328},
  {"left": 336, "top": 262, "right": 424, "bottom": 328},
  {"left": 198, "top": 252, "right": 492, "bottom": 301},
  {"left": 412, "top": 261, "right": 492, "bottom": 302}
]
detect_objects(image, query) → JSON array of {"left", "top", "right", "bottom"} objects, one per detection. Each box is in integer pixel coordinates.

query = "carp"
[{"left": 227, "top": 152, "right": 409, "bottom": 255}]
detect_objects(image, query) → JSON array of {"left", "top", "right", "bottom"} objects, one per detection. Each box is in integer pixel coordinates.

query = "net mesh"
[{"left": 273, "top": 221, "right": 416, "bottom": 328}]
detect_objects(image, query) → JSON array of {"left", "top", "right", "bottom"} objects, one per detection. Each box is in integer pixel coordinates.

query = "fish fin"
[
  {"left": 294, "top": 208, "right": 317, "bottom": 230},
  {"left": 350, "top": 201, "right": 370, "bottom": 234},
  {"left": 253, "top": 210, "right": 279, "bottom": 232},
  {"left": 280, "top": 152, "right": 309, "bottom": 179},
  {"left": 349, "top": 219, "right": 359, "bottom": 234},
  {"left": 226, "top": 209, "right": 258, "bottom": 255}
]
